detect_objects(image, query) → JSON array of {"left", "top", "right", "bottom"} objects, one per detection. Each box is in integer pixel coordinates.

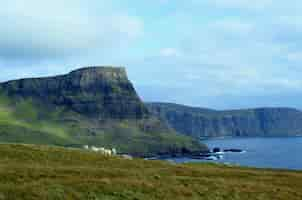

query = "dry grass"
[{"left": 0, "top": 144, "right": 301, "bottom": 200}]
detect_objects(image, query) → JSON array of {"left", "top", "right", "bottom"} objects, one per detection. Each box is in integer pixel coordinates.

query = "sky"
[{"left": 0, "top": 0, "right": 302, "bottom": 110}]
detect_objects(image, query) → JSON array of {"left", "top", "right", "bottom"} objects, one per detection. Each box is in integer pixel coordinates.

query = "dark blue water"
[{"left": 174, "top": 137, "right": 302, "bottom": 170}]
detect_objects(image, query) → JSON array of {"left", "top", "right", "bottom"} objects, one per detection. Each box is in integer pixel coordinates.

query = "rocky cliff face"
[
  {"left": 0, "top": 67, "right": 148, "bottom": 119},
  {"left": 147, "top": 103, "right": 302, "bottom": 138},
  {"left": 0, "top": 67, "right": 207, "bottom": 156}
]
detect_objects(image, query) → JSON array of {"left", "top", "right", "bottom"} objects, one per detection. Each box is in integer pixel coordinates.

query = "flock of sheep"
[{"left": 83, "top": 145, "right": 117, "bottom": 156}]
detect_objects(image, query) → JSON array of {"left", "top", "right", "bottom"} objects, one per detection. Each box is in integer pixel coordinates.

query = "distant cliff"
[
  {"left": 147, "top": 103, "right": 302, "bottom": 138},
  {"left": 0, "top": 67, "right": 207, "bottom": 156}
]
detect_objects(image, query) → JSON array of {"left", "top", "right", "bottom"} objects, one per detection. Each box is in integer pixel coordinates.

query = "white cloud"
[
  {"left": 287, "top": 52, "right": 302, "bottom": 62},
  {"left": 0, "top": 0, "right": 143, "bottom": 60},
  {"left": 207, "top": 0, "right": 273, "bottom": 10},
  {"left": 1, "top": 0, "right": 302, "bottom": 109},
  {"left": 210, "top": 19, "right": 254, "bottom": 36},
  {"left": 160, "top": 48, "right": 181, "bottom": 57}
]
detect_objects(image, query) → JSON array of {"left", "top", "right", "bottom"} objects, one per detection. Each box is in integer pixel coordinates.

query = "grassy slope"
[
  {"left": 0, "top": 144, "right": 301, "bottom": 200},
  {"left": 0, "top": 95, "right": 205, "bottom": 156},
  {"left": 0, "top": 95, "right": 76, "bottom": 145}
]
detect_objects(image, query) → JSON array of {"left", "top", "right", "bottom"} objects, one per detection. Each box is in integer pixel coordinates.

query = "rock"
[
  {"left": 147, "top": 102, "right": 302, "bottom": 137},
  {"left": 213, "top": 147, "right": 221, "bottom": 153},
  {"left": 0, "top": 66, "right": 149, "bottom": 119},
  {"left": 0, "top": 67, "right": 208, "bottom": 156},
  {"left": 223, "top": 149, "right": 244, "bottom": 153}
]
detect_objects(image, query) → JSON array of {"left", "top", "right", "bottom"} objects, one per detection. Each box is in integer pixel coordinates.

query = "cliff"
[
  {"left": 0, "top": 67, "right": 207, "bottom": 156},
  {"left": 0, "top": 66, "right": 148, "bottom": 119},
  {"left": 147, "top": 102, "right": 302, "bottom": 138}
]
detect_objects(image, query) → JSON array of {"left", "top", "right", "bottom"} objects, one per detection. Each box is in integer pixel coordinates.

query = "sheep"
[
  {"left": 111, "top": 148, "right": 117, "bottom": 155},
  {"left": 99, "top": 148, "right": 106, "bottom": 154},
  {"left": 91, "top": 146, "right": 100, "bottom": 152},
  {"left": 87, "top": 146, "right": 117, "bottom": 157},
  {"left": 121, "top": 154, "right": 133, "bottom": 160},
  {"left": 104, "top": 149, "right": 112, "bottom": 156}
]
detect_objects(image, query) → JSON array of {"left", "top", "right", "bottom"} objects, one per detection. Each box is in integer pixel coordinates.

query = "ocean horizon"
[{"left": 172, "top": 137, "right": 302, "bottom": 170}]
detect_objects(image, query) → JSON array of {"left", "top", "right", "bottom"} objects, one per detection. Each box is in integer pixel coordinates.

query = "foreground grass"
[{"left": 0, "top": 144, "right": 301, "bottom": 200}]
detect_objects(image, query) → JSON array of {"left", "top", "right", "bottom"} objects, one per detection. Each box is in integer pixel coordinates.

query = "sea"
[{"left": 172, "top": 137, "right": 302, "bottom": 170}]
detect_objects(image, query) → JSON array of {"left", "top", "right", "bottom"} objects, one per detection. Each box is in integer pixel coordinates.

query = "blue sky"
[{"left": 1, "top": 0, "right": 302, "bottom": 110}]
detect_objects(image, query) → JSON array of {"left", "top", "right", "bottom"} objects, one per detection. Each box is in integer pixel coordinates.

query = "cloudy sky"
[{"left": 0, "top": 0, "right": 302, "bottom": 110}]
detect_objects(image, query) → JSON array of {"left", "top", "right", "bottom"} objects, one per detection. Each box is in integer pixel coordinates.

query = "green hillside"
[
  {"left": 0, "top": 95, "right": 73, "bottom": 145},
  {"left": 0, "top": 67, "right": 207, "bottom": 156},
  {"left": 0, "top": 144, "right": 301, "bottom": 200},
  {"left": 0, "top": 94, "right": 204, "bottom": 156}
]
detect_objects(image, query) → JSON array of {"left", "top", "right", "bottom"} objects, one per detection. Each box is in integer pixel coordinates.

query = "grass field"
[{"left": 0, "top": 144, "right": 301, "bottom": 200}]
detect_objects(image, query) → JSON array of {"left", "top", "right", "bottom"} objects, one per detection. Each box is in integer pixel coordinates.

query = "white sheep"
[
  {"left": 99, "top": 148, "right": 106, "bottom": 154},
  {"left": 91, "top": 146, "right": 100, "bottom": 152},
  {"left": 104, "top": 149, "right": 112, "bottom": 156},
  {"left": 88, "top": 146, "right": 117, "bottom": 157},
  {"left": 111, "top": 148, "right": 117, "bottom": 155},
  {"left": 121, "top": 154, "right": 133, "bottom": 160}
]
